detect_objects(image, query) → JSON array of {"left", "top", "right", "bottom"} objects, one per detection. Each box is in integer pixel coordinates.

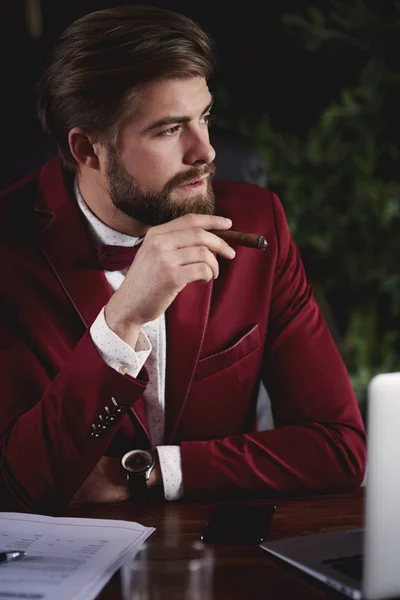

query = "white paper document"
[{"left": 0, "top": 511, "right": 155, "bottom": 600}]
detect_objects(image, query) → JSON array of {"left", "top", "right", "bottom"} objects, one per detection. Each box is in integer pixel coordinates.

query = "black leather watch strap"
[{"left": 126, "top": 472, "right": 148, "bottom": 501}]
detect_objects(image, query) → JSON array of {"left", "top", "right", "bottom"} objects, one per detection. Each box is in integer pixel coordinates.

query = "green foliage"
[{"left": 214, "top": 1, "right": 400, "bottom": 406}]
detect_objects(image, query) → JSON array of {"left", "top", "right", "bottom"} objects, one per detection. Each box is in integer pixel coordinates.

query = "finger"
[
  {"left": 173, "top": 246, "right": 219, "bottom": 279},
  {"left": 148, "top": 213, "right": 232, "bottom": 235},
  {"left": 178, "top": 262, "right": 215, "bottom": 286},
  {"left": 149, "top": 227, "right": 236, "bottom": 260}
]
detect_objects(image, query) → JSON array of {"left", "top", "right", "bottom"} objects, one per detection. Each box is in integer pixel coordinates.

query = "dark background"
[{"left": 1, "top": 0, "right": 348, "bottom": 189}]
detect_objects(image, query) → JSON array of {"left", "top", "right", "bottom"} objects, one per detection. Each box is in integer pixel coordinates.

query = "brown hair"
[{"left": 37, "top": 4, "right": 215, "bottom": 171}]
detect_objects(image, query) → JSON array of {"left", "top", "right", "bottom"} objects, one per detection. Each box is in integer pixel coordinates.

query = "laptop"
[{"left": 260, "top": 372, "right": 400, "bottom": 600}]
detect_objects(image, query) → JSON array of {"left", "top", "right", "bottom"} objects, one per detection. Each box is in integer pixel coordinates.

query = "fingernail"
[
  {"left": 228, "top": 247, "right": 236, "bottom": 258},
  {"left": 222, "top": 217, "right": 232, "bottom": 225}
]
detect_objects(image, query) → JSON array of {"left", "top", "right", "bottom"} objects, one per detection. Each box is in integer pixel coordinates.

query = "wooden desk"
[{"left": 67, "top": 489, "right": 364, "bottom": 599}]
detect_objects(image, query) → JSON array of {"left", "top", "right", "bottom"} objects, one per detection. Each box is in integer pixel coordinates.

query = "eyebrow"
[{"left": 142, "top": 97, "right": 214, "bottom": 134}]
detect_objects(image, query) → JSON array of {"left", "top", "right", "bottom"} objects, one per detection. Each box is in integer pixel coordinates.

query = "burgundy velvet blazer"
[{"left": 0, "top": 157, "right": 366, "bottom": 512}]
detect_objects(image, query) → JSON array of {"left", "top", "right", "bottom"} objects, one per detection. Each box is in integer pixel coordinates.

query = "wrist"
[
  {"left": 147, "top": 453, "right": 163, "bottom": 490},
  {"left": 121, "top": 449, "right": 164, "bottom": 501},
  {"left": 105, "top": 303, "right": 141, "bottom": 348}
]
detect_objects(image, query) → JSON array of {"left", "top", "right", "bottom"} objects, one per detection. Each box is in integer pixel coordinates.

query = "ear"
[{"left": 68, "top": 127, "right": 103, "bottom": 169}]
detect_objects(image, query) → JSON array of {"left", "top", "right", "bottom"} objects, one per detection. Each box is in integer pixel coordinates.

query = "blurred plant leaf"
[{"left": 214, "top": 0, "right": 400, "bottom": 406}]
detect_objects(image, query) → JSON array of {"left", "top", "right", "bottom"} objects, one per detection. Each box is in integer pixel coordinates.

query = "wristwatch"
[{"left": 121, "top": 449, "right": 155, "bottom": 501}]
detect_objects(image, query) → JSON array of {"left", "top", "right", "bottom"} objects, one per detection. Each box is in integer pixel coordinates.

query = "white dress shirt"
[{"left": 75, "top": 182, "right": 183, "bottom": 501}]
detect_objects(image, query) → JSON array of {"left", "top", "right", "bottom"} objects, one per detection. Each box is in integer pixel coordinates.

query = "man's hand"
[
  {"left": 105, "top": 214, "right": 235, "bottom": 347},
  {"left": 69, "top": 457, "right": 131, "bottom": 504},
  {"left": 69, "top": 455, "right": 164, "bottom": 504}
]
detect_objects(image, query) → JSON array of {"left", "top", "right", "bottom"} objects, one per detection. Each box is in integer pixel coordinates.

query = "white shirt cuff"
[
  {"left": 90, "top": 307, "right": 151, "bottom": 378},
  {"left": 156, "top": 446, "right": 184, "bottom": 501}
]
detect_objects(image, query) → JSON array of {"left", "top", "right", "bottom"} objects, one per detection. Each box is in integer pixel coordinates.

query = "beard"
[{"left": 105, "top": 147, "right": 216, "bottom": 226}]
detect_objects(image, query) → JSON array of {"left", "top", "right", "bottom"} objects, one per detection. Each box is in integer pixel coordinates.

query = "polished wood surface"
[{"left": 65, "top": 489, "right": 364, "bottom": 599}]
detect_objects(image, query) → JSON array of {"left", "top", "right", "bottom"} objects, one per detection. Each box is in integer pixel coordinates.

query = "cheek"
[{"left": 122, "top": 147, "right": 179, "bottom": 191}]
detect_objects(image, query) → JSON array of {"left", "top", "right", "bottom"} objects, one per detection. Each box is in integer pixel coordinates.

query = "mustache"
[{"left": 166, "top": 162, "right": 216, "bottom": 190}]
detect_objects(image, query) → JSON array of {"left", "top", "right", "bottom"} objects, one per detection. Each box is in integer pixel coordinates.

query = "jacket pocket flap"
[{"left": 195, "top": 324, "right": 261, "bottom": 381}]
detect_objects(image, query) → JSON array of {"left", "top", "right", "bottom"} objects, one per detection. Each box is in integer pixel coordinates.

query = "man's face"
[{"left": 105, "top": 76, "right": 216, "bottom": 226}]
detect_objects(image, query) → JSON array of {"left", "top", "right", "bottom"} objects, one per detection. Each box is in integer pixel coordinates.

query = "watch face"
[{"left": 121, "top": 450, "right": 153, "bottom": 474}]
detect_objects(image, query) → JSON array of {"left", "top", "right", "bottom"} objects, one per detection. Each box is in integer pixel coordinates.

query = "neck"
[{"left": 77, "top": 171, "right": 150, "bottom": 237}]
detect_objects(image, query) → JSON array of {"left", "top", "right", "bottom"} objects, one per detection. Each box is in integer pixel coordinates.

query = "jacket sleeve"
[
  {"left": 0, "top": 307, "right": 148, "bottom": 513},
  {"left": 181, "top": 193, "right": 367, "bottom": 499}
]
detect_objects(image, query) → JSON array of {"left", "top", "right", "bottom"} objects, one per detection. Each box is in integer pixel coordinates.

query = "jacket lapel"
[
  {"left": 34, "top": 159, "right": 113, "bottom": 329},
  {"left": 34, "top": 158, "right": 149, "bottom": 435},
  {"left": 36, "top": 198, "right": 113, "bottom": 328},
  {"left": 164, "top": 279, "right": 213, "bottom": 442}
]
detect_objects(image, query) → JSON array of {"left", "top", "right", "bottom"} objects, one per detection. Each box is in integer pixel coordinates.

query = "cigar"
[{"left": 209, "top": 230, "right": 267, "bottom": 250}]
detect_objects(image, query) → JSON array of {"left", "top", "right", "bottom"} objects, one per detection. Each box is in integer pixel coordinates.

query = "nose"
[{"left": 184, "top": 129, "right": 216, "bottom": 166}]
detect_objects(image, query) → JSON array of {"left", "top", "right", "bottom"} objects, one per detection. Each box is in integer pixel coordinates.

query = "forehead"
[{"left": 130, "top": 76, "right": 212, "bottom": 126}]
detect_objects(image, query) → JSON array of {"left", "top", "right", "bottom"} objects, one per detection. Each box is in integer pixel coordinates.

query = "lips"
[{"left": 181, "top": 176, "right": 207, "bottom": 187}]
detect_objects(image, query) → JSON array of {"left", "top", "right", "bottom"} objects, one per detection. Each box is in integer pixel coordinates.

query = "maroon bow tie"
[{"left": 97, "top": 243, "right": 142, "bottom": 271}]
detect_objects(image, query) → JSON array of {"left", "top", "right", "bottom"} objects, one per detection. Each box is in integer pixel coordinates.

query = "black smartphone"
[{"left": 200, "top": 502, "right": 276, "bottom": 545}]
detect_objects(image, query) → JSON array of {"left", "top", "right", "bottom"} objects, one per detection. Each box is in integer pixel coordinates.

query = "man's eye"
[
  {"left": 158, "top": 125, "right": 180, "bottom": 137},
  {"left": 201, "top": 114, "right": 214, "bottom": 126}
]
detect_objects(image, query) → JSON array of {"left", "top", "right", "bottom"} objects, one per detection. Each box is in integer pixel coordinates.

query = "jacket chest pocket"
[{"left": 195, "top": 324, "right": 261, "bottom": 381}]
